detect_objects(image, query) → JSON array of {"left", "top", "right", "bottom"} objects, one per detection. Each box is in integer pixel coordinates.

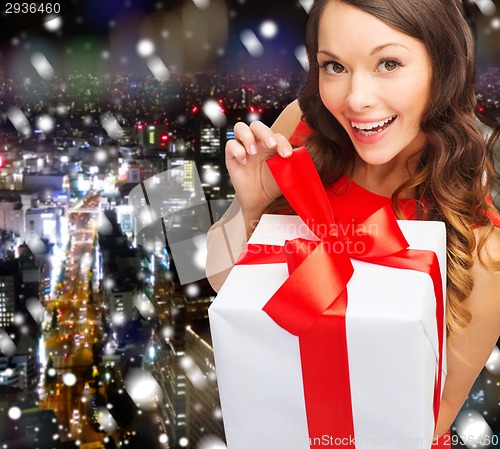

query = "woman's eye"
[
  {"left": 377, "top": 59, "right": 401, "bottom": 72},
  {"left": 321, "top": 61, "right": 346, "bottom": 74}
]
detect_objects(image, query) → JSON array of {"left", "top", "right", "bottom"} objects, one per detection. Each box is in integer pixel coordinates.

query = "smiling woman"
[
  {"left": 316, "top": 1, "right": 433, "bottom": 176},
  {"left": 206, "top": 0, "right": 500, "bottom": 446}
]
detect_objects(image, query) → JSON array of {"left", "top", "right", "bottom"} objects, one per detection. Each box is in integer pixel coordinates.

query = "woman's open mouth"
[{"left": 350, "top": 115, "right": 397, "bottom": 137}]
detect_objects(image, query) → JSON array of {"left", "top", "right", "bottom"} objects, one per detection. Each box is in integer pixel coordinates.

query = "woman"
[{"left": 206, "top": 0, "right": 500, "bottom": 444}]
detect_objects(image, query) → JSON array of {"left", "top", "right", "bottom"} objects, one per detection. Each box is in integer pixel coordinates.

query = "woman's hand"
[{"left": 225, "top": 120, "right": 293, "bottom": 217}]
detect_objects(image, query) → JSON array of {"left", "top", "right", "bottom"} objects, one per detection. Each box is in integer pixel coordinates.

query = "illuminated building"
[
  {"left": 24, "top": 207, "right": 63, "bottom": 246},
  {"left": 0, "top": 260, "right": 19, "bottom": 328},
  {"left": 185, "top": 326, "right": 225, "bottom": 446}
]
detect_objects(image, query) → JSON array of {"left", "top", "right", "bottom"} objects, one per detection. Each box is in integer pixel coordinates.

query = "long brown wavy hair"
[{"left": 268, "top": 0, "right": 500, "bottom": 337}]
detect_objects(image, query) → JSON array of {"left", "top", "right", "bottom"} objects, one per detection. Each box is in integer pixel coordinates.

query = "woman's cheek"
[{"left": 320, "top": 84, "right": 343, "bottom": 116}]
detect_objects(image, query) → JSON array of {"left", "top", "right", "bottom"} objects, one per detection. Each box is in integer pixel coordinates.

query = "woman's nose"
[{"left": 345, "top": 73, "right": 378, "bottom": 112}]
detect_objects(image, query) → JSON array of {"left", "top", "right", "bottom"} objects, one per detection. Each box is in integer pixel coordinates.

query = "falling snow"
[
  {"left": 0, "top": 329, "right": 16, "bottom": 356},
  {"left": 474, "top": 0, "right": 496, "bottom": 16},
  {"left": 25, "top": 298, "right": 45, "bottom": 324},
  {"left": 8, "top": 407, "right": 22, "bottom": 420},
  {"left": 36, "top": 114, "right": 55, "bottom": 133},
  {"left": 180, "top": 355, "right": 208, "bottom": 390},
  {"left": 6, "top": 106, "right": 31, "bottom": 136},
  {"left": 240, "top": 29, "right": 264, "bottom": 57},
  {"left": 43, "top": 15, "right": 63, "bottom": 32},
  {"left": 125, "top": 369, "right": 162, "bottom": 410},
  {"left": 137, "top": 39, "right": 156, "bottom": 57},
  {"left": 203, "top": 99, "right": 227, "bottom": 127},
  {"left": 147, "top": 55, "right": 171, "bottom": 82},
  {"left": 30, "top": 52, "right": 55, "bottom": 80},
  {"left": 62, "top": 372, "right": 77, "bottom": 387},
  {"left": 259, "top": 20, "right": 278, "bottom": 39},
  {"left": 295, "top": 45, "right": 309, "bottom": 71},
  {"left": 100, "top": 113, "right": 124, "bottom": 140},
  {"left": 299, "top": 0, "right": 313, "bottom": 13}
]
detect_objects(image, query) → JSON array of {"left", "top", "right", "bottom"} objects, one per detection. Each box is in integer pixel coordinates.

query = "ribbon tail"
[{"left": 300, "top": 289, "right": 356, "bottom": 447}]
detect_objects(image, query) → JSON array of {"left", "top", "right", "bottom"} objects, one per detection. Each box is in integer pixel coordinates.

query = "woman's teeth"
[{"left": 351, "top": 115, "right": 397, "bottom": 136}]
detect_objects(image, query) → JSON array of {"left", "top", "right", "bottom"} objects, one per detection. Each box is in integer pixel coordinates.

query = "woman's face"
[{"left": 317, "top": 1, "right": 433, "bottom": 167}]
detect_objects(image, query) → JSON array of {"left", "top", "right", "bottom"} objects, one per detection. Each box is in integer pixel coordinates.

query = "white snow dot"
[
  {"left": 44, "top": 15, "right": 63, "bottom": 32},
  {"left": 62, "top": 373, "right": 77, "bottom": 387},
  {"left": 159, "top": 433, "right": 169, "bottom": 444},
  {"left": 185, "top": 284, "right": 200, "bottom": 297},
  {"left": 179, "top": 437, "right": 189, "bottom": 447},
  {"left": 491, "top": 17, "right": 500, "bottom": 29},
  {"left": 95, "top": 149, "right": 107, "bottom": 163},
  {"left": 8, "top": 407, "right": 22, "bottom": 420},
  {"left": 137, "top": 39, "right": 155, "bottom": 57},
  {"left": 36, "top": 115, "right": 55, "bottom": 133},
  {"left": 260, "top": 20, "right": 278, "bottom": 39}
]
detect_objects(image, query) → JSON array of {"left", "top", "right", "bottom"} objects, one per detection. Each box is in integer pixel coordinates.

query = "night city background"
[{"left": 0, "top": 0, "right": 499, "bottom": 448}]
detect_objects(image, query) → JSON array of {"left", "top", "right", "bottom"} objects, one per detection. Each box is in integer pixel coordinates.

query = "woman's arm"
[
  {"left": 434, "top": 227, "right": 500, "bottom": 437},
  {"left": 206, "top": 100, "right": 303, "bottom": 292}
]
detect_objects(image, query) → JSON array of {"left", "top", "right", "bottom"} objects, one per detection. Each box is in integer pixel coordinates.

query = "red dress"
[{"left": 288, "top": 120, "right": 500, "bottom": 448}]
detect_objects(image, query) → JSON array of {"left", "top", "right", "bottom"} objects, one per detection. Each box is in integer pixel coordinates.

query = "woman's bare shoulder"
[
  {"left": 470, "top": 225, "right": 500, "bottom": 331},
  {"left": 473, "top": 225, "right": 500, "bottom": 269},
  {"left": 271, "top": 100, "right": 303, "bottom": 138}
]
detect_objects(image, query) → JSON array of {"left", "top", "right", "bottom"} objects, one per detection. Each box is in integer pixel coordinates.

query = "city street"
[{"left": 40, "top": 194, "right": 106, "bottom": 446}]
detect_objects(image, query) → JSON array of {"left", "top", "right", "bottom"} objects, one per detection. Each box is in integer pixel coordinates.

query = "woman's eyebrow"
[
  {"left": 317, "top": 43, "right": 410, "bottom": 59},
  {"left": 317, "top": 50, "right": 340, "bottom": 59},
  {"left": 370, "top": 42, "right": 410, "bottom": 55}
]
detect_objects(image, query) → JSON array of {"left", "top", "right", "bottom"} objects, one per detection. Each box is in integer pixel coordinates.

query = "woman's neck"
[{"left": 351, "top": 154, "right": 420, "bottom": 198}]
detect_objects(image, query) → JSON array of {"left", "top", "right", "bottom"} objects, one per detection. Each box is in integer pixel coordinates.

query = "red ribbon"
[{"left": 236, "top": 147, "right": 444, "bottom": 446}]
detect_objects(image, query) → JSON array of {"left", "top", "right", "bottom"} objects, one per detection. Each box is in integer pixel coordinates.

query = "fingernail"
[
  {"left": 283, "top": 148, "right": 292, "bottom": 157},
  {"left": 249, "top": 144, "right": 257, "bottom": 155},
  {"left": 242, "top": 157, "right": 248, "bottom": 165},
  {"left": 267, "top": 136, "right": 277, "bottom": 147}
]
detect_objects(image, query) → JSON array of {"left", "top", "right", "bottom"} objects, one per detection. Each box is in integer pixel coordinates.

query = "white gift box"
[{"left": 208, "top": 214, "right": 447, "bottom": 449}]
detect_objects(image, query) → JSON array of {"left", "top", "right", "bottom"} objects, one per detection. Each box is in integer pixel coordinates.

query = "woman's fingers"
[
  {"left": 227, "top": 120, "right": 294, "bottom": 166},
  {"left": 226, "top": 139, "right": 249, "bottom": 165},
  {"left": 249, "top": 121, "right": 293, "bottom": 158},
  {"left": 273, "top": 133, "right": 293, "bottom": 157},
  {"left": 234, "top": 122, "right": 257, "bottom": 156}
]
